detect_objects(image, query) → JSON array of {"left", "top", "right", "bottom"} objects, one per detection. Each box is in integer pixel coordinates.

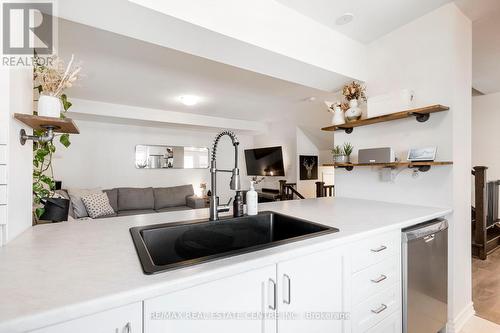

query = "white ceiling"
[
  {"left": 58, "top": 19, "right": 338, "bottom": 146},
  {"left": 455, "top": 0, "right": 500, "bottom": 94},
  {"left": 275, "top": 0, "right": 451, "bottom": 43}
]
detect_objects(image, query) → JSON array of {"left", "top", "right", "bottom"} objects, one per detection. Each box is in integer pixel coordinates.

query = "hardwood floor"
[
  {"left": 473, "top": 248, "right": 500, "bottom": 324},
  {"left": 460, "top": 316, "right": 500, "bottom": 333}
]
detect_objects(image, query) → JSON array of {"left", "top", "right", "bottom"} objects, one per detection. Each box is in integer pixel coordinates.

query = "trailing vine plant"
[{"left": 32, "top": 54, "right": 80, "bottom": 218}]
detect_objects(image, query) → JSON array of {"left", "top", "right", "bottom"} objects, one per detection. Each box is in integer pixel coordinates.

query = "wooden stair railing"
[
  {"left": 279, "top": 180, "right": 305, "bottom": 200},
  {"left": 471, "top": 166, "right": 500, "bottom": 260},
  {"left": 316, "top": 182, "right": 335, "bottom": 198}
]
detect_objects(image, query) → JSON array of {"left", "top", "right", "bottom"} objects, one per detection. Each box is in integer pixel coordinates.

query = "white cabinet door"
[
  {"left": 276, "top": 248, "right": 345, "bottom": 333},
  {"left": 144, "top": 265, "right": 277, "bottom": 333},
  {"left": 30, "top": 302, "right": 142, "bottom": 333}
]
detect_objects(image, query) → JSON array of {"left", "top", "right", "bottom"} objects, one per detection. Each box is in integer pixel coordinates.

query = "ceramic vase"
[
  {"left": 331, "top": 105, "right": 345, "bottom": 125},
  {"left": 38, "top": 95, "right": 61, "bottom": 118},
  {"left": 345, "top": 99, "right": 362, "bottom": 122}
]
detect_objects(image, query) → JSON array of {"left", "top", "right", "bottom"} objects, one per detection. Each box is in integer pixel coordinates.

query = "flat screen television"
[{"left": 244, "top": 146, "right": 285, "bottom": 176}]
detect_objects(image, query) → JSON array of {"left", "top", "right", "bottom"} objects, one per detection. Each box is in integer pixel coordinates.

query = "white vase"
[
  {"left": 345, "top": 99, "right": 362, "bottom": 122},
  {"left": 38, "top": 95, "right": 61, "bottom": 118},
  {"left": 331, "top": 106, "right": 345, "bottom": 125}
]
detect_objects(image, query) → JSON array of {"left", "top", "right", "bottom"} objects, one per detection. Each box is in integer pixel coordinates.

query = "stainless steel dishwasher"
[{"left": 402, "top": 219, "right": 448, "bottom": 333}]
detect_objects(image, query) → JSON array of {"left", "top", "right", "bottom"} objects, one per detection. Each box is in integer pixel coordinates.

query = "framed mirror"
[{"left": 135, "top": 145, "right": 209, "bottom": 169}]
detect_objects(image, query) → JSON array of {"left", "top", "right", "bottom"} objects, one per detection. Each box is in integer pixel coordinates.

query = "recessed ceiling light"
[
  {"left": 336, "top": 13, "right": 354, "bottom": 26},
  {"left": 179, "top": 95, "right": 200, "bottom": 106}
]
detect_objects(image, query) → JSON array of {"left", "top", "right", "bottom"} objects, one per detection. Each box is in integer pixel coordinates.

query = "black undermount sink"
[{"left": 130, "top": 211, "right": 338, "bottom": 274}]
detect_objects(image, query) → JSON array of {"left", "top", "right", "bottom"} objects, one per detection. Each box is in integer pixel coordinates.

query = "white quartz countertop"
[{"left": 0, "top": 197, "right": 451, "bottom": 332}]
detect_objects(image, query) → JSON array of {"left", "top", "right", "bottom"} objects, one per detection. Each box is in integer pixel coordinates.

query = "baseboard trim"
[{"left": 447, "top": 302, "right": 475, "bottom": 333}]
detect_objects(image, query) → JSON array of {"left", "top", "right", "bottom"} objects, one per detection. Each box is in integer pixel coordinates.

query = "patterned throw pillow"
[{"left": 81, "top": 192, "right": 115, "bottom": 219}]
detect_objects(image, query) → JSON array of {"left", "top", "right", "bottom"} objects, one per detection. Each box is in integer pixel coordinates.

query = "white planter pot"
[
  {"left": 331, "top": 106, "right": 345, "bottom": 125},
  {"left": 38, "top": 95, "right": 61, "bottom": 118},
  {"left": 345, "top": 99, "right": 362, "bottom": 122},
  {"left": 334, "top": 155, "right": 350, "bottom": 163}
]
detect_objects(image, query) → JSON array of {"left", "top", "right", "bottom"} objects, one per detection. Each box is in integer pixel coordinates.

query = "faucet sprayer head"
[{"left": 230, "top": 168, "right": 241, "bottom": 190}]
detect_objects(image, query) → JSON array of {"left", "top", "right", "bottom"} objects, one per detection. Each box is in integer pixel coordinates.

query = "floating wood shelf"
[
  {"left": 323, "top": 161, "right": 453, "bottom": 172},
  {"left": 14, "top": 113, "right": 80, "bottom": 134},
  {"left": 321, "top": 104, "right": 449, "bottom": 133}
]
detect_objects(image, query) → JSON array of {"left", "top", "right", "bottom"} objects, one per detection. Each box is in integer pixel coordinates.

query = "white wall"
[
  {"left": 472, "top": 92, "right": 500, "bottom": 178},
  {"left": 334, "top": 4, "right": 472, "bottom": 332},
  {"left": 52, "top": 118, "right": 254, "bottom": 204}
]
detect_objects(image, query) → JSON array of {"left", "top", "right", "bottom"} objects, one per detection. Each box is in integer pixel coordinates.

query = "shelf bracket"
[
  {"left": 408, "top": 165, "right": 431, "bottom": 172},
  {"left": 20, "top": 125, "right": 57, "bottom": 145},
  {"left": 412, "top": 113, "right": 430, "bottom": 123},
  {"left": 336, "top": 127, "right": 353, "bottom": 134}
]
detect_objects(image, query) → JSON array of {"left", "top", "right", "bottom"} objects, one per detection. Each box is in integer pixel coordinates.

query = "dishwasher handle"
[{"left": 402, "top": 219, "right": 448, "bottom": 242}]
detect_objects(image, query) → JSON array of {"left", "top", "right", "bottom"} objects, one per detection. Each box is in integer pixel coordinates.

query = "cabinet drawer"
[
  {"left": 0, "top": 205, "right": 6, "bottom": 225},
  {"left": 0, "top": 165, "right": 6, "bottom": 184},
  {"left": 0, "top": 145, "right": 6, "bottom": 164},
  {"left": 352, "top": 232, "right": 398, "bottom": 272},
  {"left": 352, "top": 256, "right": 399, "bottom": 305},
  {"left": 364, "top": 310, "right": 401, "bottom": 333},
  {"left": 30, "top": 302, "right": 142, "bottom": 333},
  {"left": 0, "top": 185, "right": 6, "bottom": 205},
  {"left": 352, "top": 286, "right": 401, "bottom": 333}
]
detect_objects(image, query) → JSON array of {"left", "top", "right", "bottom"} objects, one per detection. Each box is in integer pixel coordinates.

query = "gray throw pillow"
[
  {"left": 103, "top": 189, "right": 118, "bottom": 212},
  {"left": 81, "top": 192, "right": 115, "bottom": 219},
  {"left": 67, "top": 188, "right": 102, "bottom": 218},
  {"left": 154, "top": 185, "right": 194, "bottom": 210}
]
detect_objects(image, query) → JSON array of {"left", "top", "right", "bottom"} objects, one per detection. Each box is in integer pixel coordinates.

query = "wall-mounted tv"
[{"left": 244, "top": 146, "right": 285, "bottom": 176}]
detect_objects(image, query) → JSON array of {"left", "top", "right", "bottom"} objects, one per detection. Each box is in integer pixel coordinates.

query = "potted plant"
[
  {"left": 342, "top": 81, "right": 367, "bottom": 122},
  {"left": 32, "top": 54, "right": 81, "bottom": 221},
  {"left": 34, "top": 54, "right": 81, "bottom": 118},
  {"left": 332, "top": 143, "right": 354, "bottom": 163},
  {"left": 343, "top": 142, "right": 354, "bottom": 162}
]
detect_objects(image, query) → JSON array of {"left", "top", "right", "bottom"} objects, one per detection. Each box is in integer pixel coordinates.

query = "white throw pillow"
[{"left": 81, "top": 192, "right": 115, "bottom": 219}]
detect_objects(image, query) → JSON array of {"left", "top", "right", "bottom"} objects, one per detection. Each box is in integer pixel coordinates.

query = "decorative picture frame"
[
  {"left": 299, "top": 155, "right": 318, "bottom": 180},
  {"left": 407, "top": 147, "right": 437, "bottom": 162}
]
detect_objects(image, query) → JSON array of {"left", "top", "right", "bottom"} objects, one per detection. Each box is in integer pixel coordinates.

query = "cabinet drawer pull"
[
  {"left": 370, "top": 274, "right": 387, "bottom": 283},
  {"left": 268, "top": 278, "right": 277, "bottom": 310},
  {"left": 371, "top": 303, "right": 387, "bottom": 314},
  {"left": 370, "top": 245, "right": 387, "bottom": 253},
  {"left": 283, "top": 274, "right": 291, "bottom": 304}
]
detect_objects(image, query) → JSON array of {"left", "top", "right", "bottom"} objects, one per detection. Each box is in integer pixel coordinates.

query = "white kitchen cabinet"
[
  {"left": 29, "top": 302, "right": 142, "bottom": 333},
  {"left": 364, "top": 310, "right": 401, "bottom": 333},
  {"left": 276, "top": 248, "right": 345, "bottom": 333},
  {"left": 144, "top": 265, "right": 277, "bottom": 333}
]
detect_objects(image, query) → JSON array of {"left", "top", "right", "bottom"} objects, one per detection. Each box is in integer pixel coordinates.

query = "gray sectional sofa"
[{"left": 61, "top": 185, "right": 206, "bottom": 219}]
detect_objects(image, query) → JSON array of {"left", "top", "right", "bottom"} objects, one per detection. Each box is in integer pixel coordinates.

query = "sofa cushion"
[
  {"left": 117, "top": 209, "right": 156, "bottom": 217},
  {"left": 155, "top": 206, "right": 193, "bottom": 213},
  {"left": 103, "top": 188, "right": 118, "bottom": 212},
  {"left": 118, "top": 187, "right": 154, "bottom": 211},
  {"left": 154, "top": 185, "right": 194, "bottom": 210}
]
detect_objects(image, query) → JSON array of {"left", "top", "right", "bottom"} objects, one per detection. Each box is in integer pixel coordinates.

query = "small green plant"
[
  {"left": 332, "top": 145, "right": 343, "bottom": 156},
  {"left": 343, "top": 142, "right": 354, "bottom": 156}
]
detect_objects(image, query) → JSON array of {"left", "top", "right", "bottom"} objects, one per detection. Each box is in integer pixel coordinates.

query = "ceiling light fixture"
[
  {"left": 179, "top": 95, "right": 200, "bottom": 106},
  {"left": 336, "top": 13, "right": 354, "bottom": 26}
]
